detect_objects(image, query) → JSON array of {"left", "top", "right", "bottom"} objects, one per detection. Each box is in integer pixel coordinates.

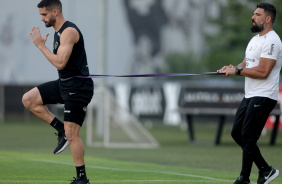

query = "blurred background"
[
  {"left": 0, "top": 0, "right": 282, "bottom": 146},
  {"left": 1, "top": 0, "right": 282, "bottom": 85},
  {"left": 1, "top": 1, "right": 282, "bottom": 182}
]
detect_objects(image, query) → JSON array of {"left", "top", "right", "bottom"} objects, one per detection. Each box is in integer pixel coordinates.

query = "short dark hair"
[
  {"left": 37, "top": 0, "right": 62, "bottom": 12},
  {"left": 257, "top": 3, "right": 276, "bottom": 24}
]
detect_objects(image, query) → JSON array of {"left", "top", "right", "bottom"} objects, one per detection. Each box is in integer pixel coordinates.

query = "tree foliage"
[
  {"left": 202, "top": 0, "right": 282, "bottom": 72},
  {"left": 162, "top": 0, "right": 282, "bottom": 77}
]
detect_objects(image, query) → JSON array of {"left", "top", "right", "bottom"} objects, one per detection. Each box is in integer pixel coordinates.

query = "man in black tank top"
[{"left": 22, "top": 0, "right": 92, "bottom": 183}]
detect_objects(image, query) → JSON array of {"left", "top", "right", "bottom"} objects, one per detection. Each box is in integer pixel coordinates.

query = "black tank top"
[
  {"left": 53, "top": 21, "right": 89, "bottom": 78},
  {"left": 54, "top": 21, "right": 93, "bottom": 104}
]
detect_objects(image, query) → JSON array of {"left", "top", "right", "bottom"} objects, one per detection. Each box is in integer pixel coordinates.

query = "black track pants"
[{"left": 231, "top": 97, "right": 277, "bottom": 178}]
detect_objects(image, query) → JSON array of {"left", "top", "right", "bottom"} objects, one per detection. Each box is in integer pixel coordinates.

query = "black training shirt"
[{"left": 53, "top": 21, "right": 89, "bottom": 78}]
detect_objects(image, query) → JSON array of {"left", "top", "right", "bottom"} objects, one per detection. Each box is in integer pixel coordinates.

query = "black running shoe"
[
  {"left": 257, "top": 166, "right": 279, "bottom": 184},
  {"left": 69, "top": 177, "right": 90, "bottom": 184},
  {"left": 53, "top": 132, "right": 69, "bottom": 155},
  {"left": 233, "top": 176, "right": 250, "bottom": 184}
]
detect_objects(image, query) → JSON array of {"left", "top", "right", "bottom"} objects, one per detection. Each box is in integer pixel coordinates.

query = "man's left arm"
[
  {"left": 222, "top": 39, "right": 279, "bottom": 78},
  {"left": 239, "top": 58, "right": 276, "bottom": 79},
  {"left": 220, "top": 57, "right": 276, "bottom": 78}
]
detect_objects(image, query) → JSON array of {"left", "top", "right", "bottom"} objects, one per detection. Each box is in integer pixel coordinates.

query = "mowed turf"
[
  {"left": 0, "top": 150, "right": 235, "bottom": 184},
  {"left": 0, "top": 117, "right": 282, "bottom": 183}
]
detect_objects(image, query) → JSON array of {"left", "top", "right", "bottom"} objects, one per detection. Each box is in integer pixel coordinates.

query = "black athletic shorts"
[{"left": 37, "top": 78, "right": 94, "bottom": 126}]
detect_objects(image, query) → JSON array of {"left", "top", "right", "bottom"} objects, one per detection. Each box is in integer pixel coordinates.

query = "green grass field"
[{"left": 0, "top": 117, "right": 282, "bottom": 184}]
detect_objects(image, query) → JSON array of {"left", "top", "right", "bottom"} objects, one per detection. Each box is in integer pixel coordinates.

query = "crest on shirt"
[
  {"left": 249, "top": 45, "right": 257, "bottom": 51},
  {"left": 268, "top": 44, "right": 274, "bottom": 55},
  {"left": 54, "top": 42, "right": 59, "bottom": 50},
  {"left": 253, "top": 45, "right": 257, "bottom": 51}
]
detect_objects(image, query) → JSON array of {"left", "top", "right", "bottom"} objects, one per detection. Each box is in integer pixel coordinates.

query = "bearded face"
[
  {"left": 250, "top": 18, "right": 265, "bottom": 33},
  {"left": 44, "top": 15, "right": 56, "bottom": 27},
  {"left": 39, "top": 7, "right": 56, "bottom": 28}
]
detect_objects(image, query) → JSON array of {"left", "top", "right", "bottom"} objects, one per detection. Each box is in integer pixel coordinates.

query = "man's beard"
[
  {"left": 251, "top": 19, "right": 265, "bottom": 33},
  {"left": 44, "top": 17, "right": 56, "bottom": 28}
]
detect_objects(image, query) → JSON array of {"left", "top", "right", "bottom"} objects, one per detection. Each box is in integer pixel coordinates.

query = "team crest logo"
[
  {"left": 249, "top": 45, "right": 257, "bottom": 52},
  {"left": 54, "top": 42, "right": 59, "bottom": 50},
  {"left": 253, "top": 45, "right": 257, "bottom": 51}
]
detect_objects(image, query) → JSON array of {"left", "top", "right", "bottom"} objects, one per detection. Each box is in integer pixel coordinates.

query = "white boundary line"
[
  {"left": 0, "top": 156, "right": 234, "bottom": 183},
  {"left": 0, "top": 180, "right": 229, "bottom": 183},
  {"left": 0, "top": 180, "right": 229, "bottom": 184}
]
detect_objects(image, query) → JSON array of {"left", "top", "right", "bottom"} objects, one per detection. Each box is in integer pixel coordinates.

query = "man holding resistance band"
[
  {"left": 218, "top": 3, "right": 281, "bottom": 184},
  {"left": 22, "top": 0, "right": 93, "bottom": 183}
]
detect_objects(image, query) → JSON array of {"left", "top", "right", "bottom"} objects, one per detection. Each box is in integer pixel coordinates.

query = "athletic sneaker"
[
  {"left": 69, "top": 177, "right": 90, "bottom": 184},
  {"left": 257, "top": 166, "right": 279, "bottom": 184},
  {"left": 233, "top": 176, "right": 250, "bottom": 184},
  {"left": 53, "top": 132, "right": 69, "bottom": 154}
]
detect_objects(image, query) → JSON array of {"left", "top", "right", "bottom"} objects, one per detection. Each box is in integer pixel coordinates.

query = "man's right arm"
[
  {"left": 217, "top": 57, "right": 246, "bottom": 76},
  {"left": 30, "top": 27, "right": 79, "bottom": 71}
]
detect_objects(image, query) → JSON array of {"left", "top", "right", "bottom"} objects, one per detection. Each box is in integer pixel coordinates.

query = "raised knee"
[
  {"left": 22, "top": 88, "right": 42, "bottom": 111},
  {"left": 22, "top": 92, "right": 32, "bottom": 110}
]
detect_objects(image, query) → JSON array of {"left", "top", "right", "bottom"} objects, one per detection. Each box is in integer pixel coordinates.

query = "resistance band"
[{"left": 61, "top": 72, "right": 225, "bottom": 81}]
